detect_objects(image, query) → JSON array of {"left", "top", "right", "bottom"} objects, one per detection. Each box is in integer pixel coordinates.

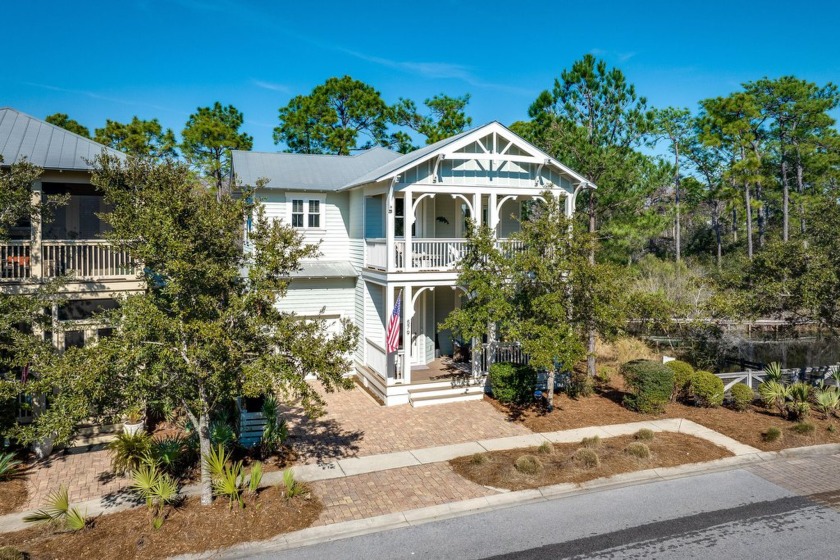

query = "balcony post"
[
  {"left": 404, "top": 190, "right": 413, "bottom": 271},
  {"left": 488, "top": 192, "right": 498, "bottom": 234},
  {"left": 472, "top": 192, "right": 481, "bottom": 227},
  {"left": 386, "top": 183, "right": 395, "bottom": 270},
  {"left": 30, "top": 180, "right": 42, "bottom": 279}
]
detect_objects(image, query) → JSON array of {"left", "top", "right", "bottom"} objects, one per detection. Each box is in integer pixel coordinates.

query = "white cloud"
[{"left": 252, "top": 80, "right": 291, "bottom": 93}]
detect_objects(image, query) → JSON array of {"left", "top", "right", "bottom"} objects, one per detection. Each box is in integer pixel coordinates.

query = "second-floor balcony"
[
  {"left": 365, "top": 238, "right": 523, "bottom": 272},
  {"left": 1, "top": 240, "right": 138, "bottom": 283}
]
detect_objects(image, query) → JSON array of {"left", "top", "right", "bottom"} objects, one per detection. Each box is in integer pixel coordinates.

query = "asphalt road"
[{"left": 240, "top": 464, "right": 840, "bottom": 559}]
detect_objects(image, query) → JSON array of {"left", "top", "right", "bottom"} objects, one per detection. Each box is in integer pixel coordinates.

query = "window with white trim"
[{"left": 288, "top": 195, "right": 324, "bottom": 229}]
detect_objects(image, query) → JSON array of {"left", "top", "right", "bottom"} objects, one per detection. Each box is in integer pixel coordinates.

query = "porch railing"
[
  {"left": 365, "top": 238, "right": 524, "bottom": 272},
  {"left": 479, "top": 342, "right": 530, "bottom": 373},
  {"left": 1, "top": 241, "right": 31, "bottom": 281},
  {"left": 365, "top": 338, "right": 388, "bottom": 379},
  {"left": 42, "top": 240, "right": 137, "bottom": 279}
]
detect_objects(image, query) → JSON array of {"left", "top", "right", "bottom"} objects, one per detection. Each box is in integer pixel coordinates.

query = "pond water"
[{"left": 729, "top": 335, "right": 840, "bottom": 370}]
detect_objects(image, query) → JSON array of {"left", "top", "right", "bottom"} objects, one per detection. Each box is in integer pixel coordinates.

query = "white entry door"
[{"left": 411, "top": 291, "right": 426, "bottom": 365}]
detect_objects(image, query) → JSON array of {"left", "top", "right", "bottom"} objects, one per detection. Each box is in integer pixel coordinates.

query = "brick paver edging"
[{"left": 0, "top": 418, "right": 790, "bottom": 534}]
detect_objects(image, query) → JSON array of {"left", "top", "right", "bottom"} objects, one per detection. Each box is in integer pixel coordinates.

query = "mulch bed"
[
  {"left": 0, "top": 479, "right": 27, "bottom": 515},
  {"left": 450, "top": 432, "right": 732, "bottom": 491},
  {"left": 487, "top": 380, "right": 840, "bottom": 451},
  {"left": 0, "top": 487, "right": 322, "bottom": 560}
]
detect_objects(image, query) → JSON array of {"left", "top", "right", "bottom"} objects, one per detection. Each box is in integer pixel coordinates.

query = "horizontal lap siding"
[
  {"left": 275, "top": 278, "right": 356, "bottom": 320},
  {"left": 365, "top": 281, "right": 385, "bottom": 346}
]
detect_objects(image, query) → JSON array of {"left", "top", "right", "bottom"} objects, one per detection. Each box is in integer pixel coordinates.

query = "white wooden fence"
[{"left": 715, "top": 364, "right": 840, "bottom": 392}]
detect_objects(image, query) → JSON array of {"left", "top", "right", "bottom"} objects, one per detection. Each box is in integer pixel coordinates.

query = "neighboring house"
[
  {"left": 232, "top": 121, "right": 592, "bottom": 406},
  {"left": 0, "top": 108, "right": 143, "bottom": 353}
]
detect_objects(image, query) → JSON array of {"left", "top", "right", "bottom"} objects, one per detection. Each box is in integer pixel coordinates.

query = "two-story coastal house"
[
  {"left": 232, "top": 122, "right": 592, "bottom": 406},
  {"left": 0, "top": 108, "right": 144, "bottom": 351}
]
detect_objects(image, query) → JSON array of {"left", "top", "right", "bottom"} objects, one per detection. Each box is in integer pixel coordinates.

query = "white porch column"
[
  {"left": 488, "top": 192, "right": 498, "bottom": 235},
  {"left": 385, "top": 283, "right": 395, "bottom": 383},
  {"left": 386, "top": 184, "right": 395, "bottom": 270},
  {"left": 402, "top": 284, "right": 413, "bottom": 384},
  {"left": 404, "top": 190, "right": 413, "bottom": 271},
  {"left": 472, "top": 192, "right": 481, "bottom": 227},
  {"left": 30, "top": 180, "right": 42, "bottom": 279}
]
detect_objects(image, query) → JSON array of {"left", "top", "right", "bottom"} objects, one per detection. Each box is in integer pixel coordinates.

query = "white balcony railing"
[
  {"left": 42, "top": 240, "right": 137, "bottom": 279},
  {"left": 365, "top": 338, "right": 388, "bottom": 379},
  {"left": 1, "top": 241, "right": 31, "bottom": 281},
  {"left": 365, "top": 238, "right": 524, "bottom": 272}
]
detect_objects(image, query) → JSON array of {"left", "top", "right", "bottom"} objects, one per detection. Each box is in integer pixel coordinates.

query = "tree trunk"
[
  {"left": 756, "top": 182, "right": 765, "bottom": 249},
  {"left": 781, "top": 156, "right": 790, "bottom": 242},
  {"left": 674, "top": 143, "right": 681, "bottom": 263},
  {"left": 713, "top": 202, "right": 722, "bottom": 270},
  {"left": 744, "top": 182, "right": 754, "bottom": 260},
  {"left": 587, "top": 193, "right": 597, "bottom": 378},
  {"left": 795, "top": 147, "right": 806, "bottom": 235},
  {"left": 731, "top": 207, "right": 738, "bottom": 243},
  {"left": 197, "top": 410, "right": 213, "bottom": 506}
]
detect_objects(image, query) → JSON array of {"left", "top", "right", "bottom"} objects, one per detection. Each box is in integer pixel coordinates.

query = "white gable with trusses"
[{"left": 342, "top": 121, "right": 595, "bottom": 194}]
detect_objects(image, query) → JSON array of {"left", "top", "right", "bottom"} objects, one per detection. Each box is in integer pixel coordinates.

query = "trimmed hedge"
[
  {"left": 730, "top": 383, "right": 754, "bottom": 411},
  {"left": 690, "top": 370, "right": 725, "bottom": 407},
  {"left": 619, "top": 360, "right": 674, "bottom": 414},
  {"left": 489, "top": 362, "right": 538, "bottom": 405},
  {"left": 665, "top": 360, "right": 695, "bottom": 401}
]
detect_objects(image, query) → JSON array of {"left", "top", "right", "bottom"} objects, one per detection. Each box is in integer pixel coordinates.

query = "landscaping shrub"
[
  {"left": 209, "top": 419, "right": 237, "bottom": 450},
  {"left": 514, "top": 454, "right": 543, "bottom": 475},
  {"left": 470, "top": 453, "right": 489, "bottom": 465},
  {"left": 281, "top": 469, "right": 305, "bottom": 499},
  {"left": 665, "top": 360, "right": 694, "bottom": 401},
  {"left": 634, "top": 429, "right": 655, "bottom": 441},
  {"left": 619, "top": 360, "right": 674, "bottom": 413},
  {"left": 792, "top": 422, "right": 815, "bottom": 435},
  {"left": 0, "top": 547, "right": 25, "bottom": 560},
  {"left": 763, "top": 427, "right": 782, "bottom": 442},
  {"left": 730, "top": 383, "right": 754, "bottom": 412},
  {"left": 689, "top": 370, "right": 724, "bottom": 408},
  {"left": 580, "top": 436, "right": 601, "bottom": 449},
  {"left": 537, "top": 442, "right": 554, "bottom": 455},
  {"left": 572, "top": 448, "right": 600, "bottom": 469},
  {"left": 0, "top": 452, "right": 22, "bottom": 481},
  {"left": 108, "top": 431, "right": 152, "bottom": 474},
  {"left": 786, "top": 383, "right": 811, "bottom": 420},
  {"left": 23, "top": 486, "right": 88, "bottom": 531},
  {"left": 566, "top": 368, "right": 594, "bottom": 398},
  {"left": 489, "top": 362, "right": 538, "bottom": 405},
  {"left": 624, "top": 442, "right": 651, "bottom": 459},
  {"left": 150, "top": 435, "right": 188, "bottom": 474}
]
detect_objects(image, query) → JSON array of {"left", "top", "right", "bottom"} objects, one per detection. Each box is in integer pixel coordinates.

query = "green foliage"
[
  {"left": 488, "top": 362, "right": 537, "bottom": 405},
  {"left": 792, "top": 422, "right": 815, "bottom": 435},
  {"left": 0, "top": 452, "right": 22, "bottom": 481},
  {"left": 566, "top": 369, "right": 594, "bottom": 399},
  {"left": 94, "top": 116, "right": 177, "bottom": 159},
  {"left": 45, "top": 113, "right": 90, "bottom": 138},
  {"left": 814, "top": 387, "right": 840, "bottom": 416},
  {"left": 665, "top": 360, "right": 695, "bottom": 401},
  {"left": 0, "top": 546, "right": 25, "bottom": 560},
  {"left": 572, "top": 448, "right": 600, "bottom": 469},
  {"left": 274, "top": 76, "right": 392, "bottom": 155},
  {"left": 759, "top": 380, "right": 790, "bottom": 417},
  {"left": 730, "top": 383, "right": 755, "bottom": 411},
  {"left": 634, "top": 429, "right": 655, "bottom": 441},
  {"left": 763, "top": 427, "right": 782, "bottom": 442},
  {"left": 131, "top": 462, "right": 161, "bottom": 508},
  {"left": 204, "top": 444, "right": 231, "bottom": 480},
  {"left": 212, "top": 460, "right": 245, "bottom": 509},
  {"left": 150, "top": 435, "right": 188, "bottom": 474},
  {"left": 260, "top": 394, "right": 288, "bottom": 456},
  {"left": 248, "top": 461, "right": 263, "bottom": 494},
  {"left": 209, "top": 419, "right": 237, "bottom": 450},
  {"left": 281, "top": 469, "right": 305, "bottom": 499},
  {"left": 689, "top": 370, "right": 725, "bottom": 408},
  {"left": 469, "top": 453, "right": 489, "bottom": 465},
  {"left": 763, "top": 362, "right": 783, "bottom": 383},
  {"left": 537, "top": 442, "right": 554, "bottom": 455},
  {"left": 580, "top": 436, "right": 601, "bottom": 449},
  {"left": 23, "top": 486, "right": 87, "bottom": 531},
  {"left": 513, "top": 454, "right": 543, "bottom": 475},
  {"left": 391, "top": 93, "right": 472, "bottom": 148},
  {"left": 624, "top": 442, "right": 651, "bottom": 459},
  {"left": 181, "top": 102, "right": 253, "bottom": 190},
  {"left": 620, "top": 360, "right": 674, "bottom": 413},
  {"left": 786, "top": 382, "right": 811, "bottom": 420},
  {"left": 108, "top": 432, "right": 152, "bottom": 474}
]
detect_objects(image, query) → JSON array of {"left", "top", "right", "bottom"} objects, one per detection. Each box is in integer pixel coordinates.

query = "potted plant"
[
  {"left": 122, "top": 403, "right": 145, "bottom": 435},
  {"left": 32, "top": 432, "right": 56, "bottom": 460}
]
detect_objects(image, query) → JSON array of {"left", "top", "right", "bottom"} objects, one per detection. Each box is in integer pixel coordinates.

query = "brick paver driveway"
[{"left": 285, "top": 382, "right": 529, "bottom": 464}]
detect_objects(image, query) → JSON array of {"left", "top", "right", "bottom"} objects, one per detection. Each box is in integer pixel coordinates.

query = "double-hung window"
[{"left": 288, "top": 195, "right": 324, "bottom": 230}]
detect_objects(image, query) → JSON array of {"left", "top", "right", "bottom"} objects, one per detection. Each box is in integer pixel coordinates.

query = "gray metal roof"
[
  {"left": 289, "top": 260, "right": 358, "bottom": 279},
  {"left": 231, "top": 146, "right": 402, "bottom": 191},
  {"left": 0, "top": 107, "right": 122, "bottom": 170}
]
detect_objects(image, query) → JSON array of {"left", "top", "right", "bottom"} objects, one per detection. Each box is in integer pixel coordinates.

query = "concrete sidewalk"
[{"left": 0, "top": 418, "right": 760, "bottom": 534}]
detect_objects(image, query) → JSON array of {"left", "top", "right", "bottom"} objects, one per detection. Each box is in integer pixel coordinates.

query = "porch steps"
[
  {"left": 66, "top": 422, "right": 123, "bottom": 452},
  {"left": 407, "top": 384, "right": 486, "bottom": 407}
]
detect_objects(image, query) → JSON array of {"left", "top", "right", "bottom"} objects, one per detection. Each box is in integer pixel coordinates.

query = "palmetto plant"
[
  {"left": 23, "top": 486, "right": 87, "bottom": 531},
  {"left": 131, "top": 463, "right": 160, "bottom": 508},
  {"left": 248, "top": 461, "right": 263, "bottom": 495},
  {"left": 212, "top": 461, "right": 245, "bottom": 509},
  {"left": 131, "top": 461, "right": 180, "bottom": 527},
  {"left": 814, "top": 387, "right": 840, "bottom": 417},
  {"left": 763, "top": 361, "right": 784, "bottom": 383},
  {"left": 786, "top": 382, "right": 811, "bottom": 420},
  {"left": 759, "top": 380, "right": 790, "bottom": 417},
  {"left": 204, "top": 444, "right": 232, "bottom": 480},
  {"left": 282, "top": 468, "right": 305, "bottom": 500},
  {"left": 0, "top": 452, "right": 22, "bottom": 481},
  {"left": 150, "top": 435, "right": 186, "bottom": 474},
  {"left": 261, "top": 394, "right": 288, "bottom": 457},
  {"left": 108, "top": 432, "right": 152, "bottom": 474}
]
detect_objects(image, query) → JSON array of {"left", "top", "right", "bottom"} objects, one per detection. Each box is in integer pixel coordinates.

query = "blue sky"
[{"left": 4, "top": 0, "right": 839, "bottom": 152}]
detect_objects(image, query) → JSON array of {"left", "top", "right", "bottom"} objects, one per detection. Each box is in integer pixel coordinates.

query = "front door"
[{"left": 411, "top": 291, "right": 426, "bottom": 365}]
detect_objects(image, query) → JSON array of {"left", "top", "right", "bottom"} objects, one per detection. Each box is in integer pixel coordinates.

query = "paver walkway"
[{"left": 282, "top": 383, "right": 529, "bottom": 464}]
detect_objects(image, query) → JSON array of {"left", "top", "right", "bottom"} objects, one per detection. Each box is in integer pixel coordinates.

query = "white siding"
[
  {"left": 275, "top": 278, "right": 355, "bottom": 320},
  {"left": 364, "top": 281, "right": 385, "bottom": 345}
]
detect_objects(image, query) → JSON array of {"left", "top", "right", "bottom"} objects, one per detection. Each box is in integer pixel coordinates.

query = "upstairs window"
[{"left": 288, "top": 195, "right": 325, "bottom": 230}]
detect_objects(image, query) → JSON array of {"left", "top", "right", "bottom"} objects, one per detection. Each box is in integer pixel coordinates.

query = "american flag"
[{"left": 386, "top": 290, "right": 402, "bottom": 353}]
